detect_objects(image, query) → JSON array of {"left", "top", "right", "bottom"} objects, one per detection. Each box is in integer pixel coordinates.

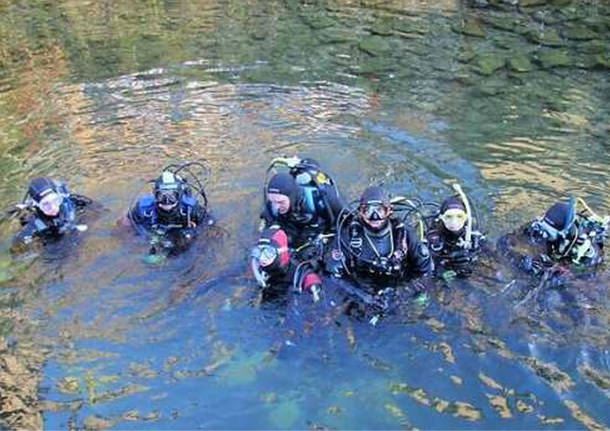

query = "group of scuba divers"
[{"left": 6, "top": 157, "right": 609, "bottom": 321}]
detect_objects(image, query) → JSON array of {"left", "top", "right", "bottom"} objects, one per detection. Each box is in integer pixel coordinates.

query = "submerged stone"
[
  {"left": 476, "top": 78, "right": 509, "bottom": 95},
  {"left": 536, "top": 50, "right": 572, "bottom": 68},
  {"left": 520, "top": 356, "right": 574, "bottom": 392},
  {"left": 84, "top": 415, "right": 115, "bottom": 430},
  {"left": 478, "top": 372, "right": 503, "bottom": 390},
  {"left": 516, "top": 400, "right": 534, "bottom": 413},
  {"left": 563, "top": 400, "right": 606, "bottom": 431},
  {"left": 508, "top": 55, "right": 535, "bottom": 72},
  {"left": 358, "top": 36, "right": 392, "bottom": 56},
  {"left": 487, "top": 395, "right": 512, "bottom": 418},
  {"left": 562, "top": 26, "right": 598, "bottom": 41},
  {"left": 393, "top": 18, "right": 427, "bottom": 35},
  {"left": 519, "top": 0, "right": 549, "bottom": 6},
  {"left": 525, "top": 28, "right": 563, "bottom": 46},
  {"left": 452, "top": 19, "right": 486, "bottom": 38},
  {"left": 371, "top": 18, "right": 394, "bottom": 36},
  {"left": 317, "top": 28, "right": 357, "bottom": 44},
  {"left": 483, "top": 16, "right": 517, "bottom": 32},
  {"left": 303, "top": 14, "right": 336, "bottom": 30},
  {"left": 580, "top": 40, "right": 606, "bottom": 54},
  {"left": 591, "top": 54, "right": 610, "bottom": 70},
  {"left": 451, "top": 401, "right": 482, "bottom": 421},
  {"left": 473, "top": 54, "right": 506, "bottom": 75},
  {"left": 578, "top": 364, "right": 610, "bottom": 390}
]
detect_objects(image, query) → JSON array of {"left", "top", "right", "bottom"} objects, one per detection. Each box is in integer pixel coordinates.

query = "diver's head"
[
  {"left": 28, "top": 177, "right": 64, "bottom": 217},
  {"left": 358, "top": 186, "right": 392, "bottom": 232},
  {"left": 532, "top": 201, "right": 576, "bottom": 242},
  {"left": 266, "top": 173, "right": 297, "bottom": 218},
  {"left": 439, "top": 196, "right": 467, "bottom": 234},
  {"left": 154, "top": 171, "right": 182, "bottom": 213}
]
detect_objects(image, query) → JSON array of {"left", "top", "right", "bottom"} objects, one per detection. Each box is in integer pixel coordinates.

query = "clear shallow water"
[{"left": 0, "top": 0, "right": 609, "bottom": 429}]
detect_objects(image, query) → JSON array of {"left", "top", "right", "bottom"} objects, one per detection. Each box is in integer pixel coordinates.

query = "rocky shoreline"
[{"left": 0, "top": 336, "right": 44, "bottom": 430}]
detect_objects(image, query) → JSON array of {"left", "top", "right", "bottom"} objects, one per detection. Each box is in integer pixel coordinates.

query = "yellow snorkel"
[
  {"left": 576, "top": 197, "right": 610, "bottom": 227},
  {"left": 452, "top": 183, "right": 472, "bottom": 249}
]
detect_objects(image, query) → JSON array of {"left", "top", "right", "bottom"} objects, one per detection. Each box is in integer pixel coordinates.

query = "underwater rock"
[
  {"left": 520, "top": 356, "right": 574, "bottom": 392},
  {"left": 452, "top": 19, "right": 486, "bottom": 37},
  {"left": 519, "top": 0, "right": 549, "bottom": 6},
  {"left": 128, "top": 362, "right": 159, "bottom": 379},
  {"left": 478, "top": 372, "right": 503, "bottom": 391},
  {"left": 516, "top": 400, "right": 534, "bottom": 414},
  {"left": 525, "top": 28, "right": 563, "bottom": 46},
  {"left": 536, "top": 50, "right": 572, "bottom": 68},
  {"left": 562, "top": 26, "right": 598, "bottom": 41},
  {"left": 435, "top": 342, "right": 455, "bottom": 364},
  {"left": 122, "top": 410, "right": 139, "bottom": 421},
  {"left": 473, "top": 54, "right": 506, "bottom": 75},
  {"left": 358, "top": 36, "right": 392, "bottom": 56},
  {"left": 350, "top": 57, "right": 395, "bottom": 75},
  {"left": 487, "top": 395, "right": 512, "bottom": 418},
  {"left": 450, "top": 401, "right": 482, "bottom": 421},
  {"left": 450, "top": 375, "right": 463, "bottom": 385},
  {"left": 57, "top": 376, "right": 80, "bottom": 394},
  {"left": 316, "top": 28, "right": 358, "bottom": 44},
  {"left": 384, "top": 403, "right": 407, "bottom": 419},
  {"left": 425, "top": 318, "right": 445, "bottom": 332},
  {"left": 302, "top": 14, "right": 336, "bottom": 30},
  {"left": 483, "top": 16, "right": 517, "bottom": 32},
  {"left": 39, "top": 400, "right": 82, "bottom": 412},
  {"left": 580, "top": 40, "right": 606, "bottom": 54},
  {"left": 84, "top": 415, "right": 115, "bottom": 430},
  {"left": 327, "top": 405, "right": 341, "bottom": 415},
  {"left": 476, "top": 78, "right": 509, "bottom": 96},
  {"left": 393, "top": 18, "right": 427, "bottom": 36},
  {"left": 538, "top": 415, "right": 564, "bottom": 425},
  {"left": 508, "top": 55, "right": 535, "bottom": 72},
  {"left": 578, "top": 364, "right": 610, "bottom": 390},
  {"left": 371, "top": 18, "right": 394, "bottom": 36},
  {"left": 590, "top": 54, "right": 610, "bottom": 70},
  {"left": 563, "top": 400, "right": 606, "bottom": 431}
]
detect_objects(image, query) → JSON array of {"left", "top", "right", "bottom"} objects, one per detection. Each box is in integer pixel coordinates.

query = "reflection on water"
[{"left": 0, "top": 0, "right": 609, "bottom": 429}]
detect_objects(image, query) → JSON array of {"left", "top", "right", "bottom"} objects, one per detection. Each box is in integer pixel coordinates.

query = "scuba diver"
[
  {"left": 124, "top": 161, "right": 212, "bottom": 260},
  {"left": 426, "top": 184, "right": 485, "bottom": 280},
  {"left": 9, "top": 177, "right": 93, "bottom": 253},
  {"left": 326, "top": 186, "right": 433, "bottom": 315},
  {"left": 497, "top": 197, "right": 608, "bottom": 288},
  {"left": 250, "top": 156, "right": 345, "bottom": 302}
]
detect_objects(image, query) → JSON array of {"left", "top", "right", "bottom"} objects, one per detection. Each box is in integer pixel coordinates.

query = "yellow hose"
[
  {"left": 452, "top": 183, "right": 472, "bottom": 247},
  {"left": 576, "top": 197, "right": 609, "bottom": 225}
]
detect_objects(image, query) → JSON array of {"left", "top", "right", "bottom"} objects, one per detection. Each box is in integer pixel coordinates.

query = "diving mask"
[
  {"left": 439, "top": 208, "right": 467, "bottom": 233},
  {"left": 252, "top": 244, "right": 278, "bottom": 268},
  {"left": 37, "top": 192, "right": 63, "bottom": 217}
]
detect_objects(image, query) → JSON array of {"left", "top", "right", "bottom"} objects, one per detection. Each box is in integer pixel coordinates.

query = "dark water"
[{"left": 0, "top": 0, "right": 609, "bottom": 429}]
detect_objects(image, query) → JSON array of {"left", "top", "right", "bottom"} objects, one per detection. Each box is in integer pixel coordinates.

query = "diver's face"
[
  {"left": 37, "top": 192, "right": 63, "bottom": 217},
  {"left": 267, "top": 193, "right": 290, "bottom": 215},
  {"left": 440, "top": 208, "right": 467, "bottom": 233},
  {"left": 360, "top": 203, "right": 390, "bottom": 231}
]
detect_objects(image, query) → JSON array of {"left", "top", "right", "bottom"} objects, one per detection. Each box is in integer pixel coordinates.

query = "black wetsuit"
[
  {"left": 256, "top": 169, "right": 345, "bottom": 293},
  {"left": 497, "top": 216, "right": 605, "bottom": 286},
  {"left": 128, "top": 193, "right": 209, "bottom": 254},
  {"left": 427, "top": 221, "right": 484, "bottom": 278},
  {"left": 329, "top": 217, "right": 432, "bottom": 291},
  {"left": 12, "top": 194, "right": 91, "bottom": 252}
]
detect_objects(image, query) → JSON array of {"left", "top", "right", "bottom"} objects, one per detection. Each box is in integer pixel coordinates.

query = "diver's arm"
[
  {"left": 10, "top": 219, "right": 40, "bottom": 253},
  {"left": 405, "top": 228, "right": 433, "bottom": 277},
  {"left": 496, "top": 225, "right": 549, "bottom": 275}
]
